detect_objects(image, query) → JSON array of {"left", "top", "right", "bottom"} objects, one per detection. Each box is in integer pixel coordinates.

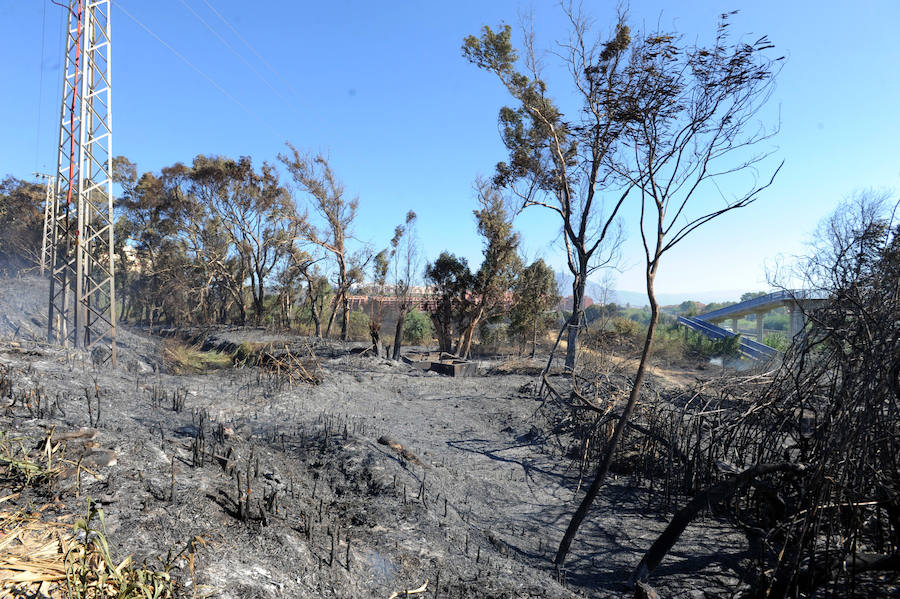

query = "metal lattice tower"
[
  {"left": 33, "top": 172, "right": 56, "bottom": 277},
  {"left": 48, "top": 0, "right": 116, "bottom": 365}
]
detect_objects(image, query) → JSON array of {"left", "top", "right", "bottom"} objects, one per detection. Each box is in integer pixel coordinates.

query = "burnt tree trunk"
[
  {"left": 556, "top": 266, "right": 660, "bottom": 566},
  {"left": 633, "top": 462, "right": 805, "bottom": 584},
  {"left": 392, "top": 304, "right": 409, "bottom": 360}
]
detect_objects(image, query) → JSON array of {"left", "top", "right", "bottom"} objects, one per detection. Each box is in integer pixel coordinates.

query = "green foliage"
[
  {"left": 674, "top": 300, "right": 701, "bottom": 316},
  {"left": 0, "top": 177, "right": 44, "bottom": 275},
  {"left": 479, "top": 319, "right": 508, "bottom": 348},
  {"left": 402, "top": 309, "right": 433, "bottom": 345},
  {"left": 113, "top": 153, "right": 296, "bottom": 326},
  {"left": 348, "top": 310, "right": 370, "bottom": 341},
  {"left": 449, "top": 182, "right": 523, "bottom": 357},
  {"left": 764, "top": 312, "right": 788, "bottom": 331},
  {"left": 67, "top": 499, "right": 203, "bottom": 599},
  {"left": 611, "top": 316, "right": 641, "bottom": 338},
  {"left": 701, "top": 300, "right": 736, "bottom": 313},
  {"left": 682, "top": 329, "right": 743, "bottom": 359},
  {"left": 584, "top": 302, "right": 619, "bottom": 323},
  {"left": 764, "top": 331, "right": 789, "bottom": 352},
  {"left": 740, "top": 291, "right": 767, "bottom": 302},
  {"left": 425, "top": 252, "right": 473, "bottom": 352},
  {"left": 650, "top": 323, "right": 687, "bottom": 362},
  {"left": 508, "top": 258, "right": 559, "bottom": 354},
  {"left": 717, "top": 334, "right": 742, "bottom": 358},
  {"left": 373, "top": 249, "right": 390, "bottom": 288}
]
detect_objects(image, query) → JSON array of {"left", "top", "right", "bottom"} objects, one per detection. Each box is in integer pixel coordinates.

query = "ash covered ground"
[{"left": 1, "top": 276, "right": 750, "bottom": 598}]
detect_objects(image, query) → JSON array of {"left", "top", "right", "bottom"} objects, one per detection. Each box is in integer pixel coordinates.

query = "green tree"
[
  {"left": 113, "top": 159, "right": 199, "bottom": 325},
  {"left": 279, "top": 145, "right": 365, "bottom": 341},
  {"left": 189, "top": 155, "right": 296, "bottom": 325},
  {"left": 508, "top": 258, "right": 559, "bottom": 357},
  {"left": 402, "top": 308, "right": 433, "bottom": 345},
  {"left": 740, "top": 291, "right": 766, "bottom": 302},
  {"left": 0, "top": 177, "right": 44, "bottom": 275},
  {"left": 463, "top": 8, "right": 631, "bottom": 371},
  {"left": 455, "top": 182, "right": 522, "bottom": 358},
  {"left": 424, "top": 252, "right": 472, "bottom": 354},
  {"left": 676, "top": 300, "right": 700, "bottom": 316}
]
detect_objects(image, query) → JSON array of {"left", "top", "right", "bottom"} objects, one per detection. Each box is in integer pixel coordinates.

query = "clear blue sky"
[{"left": 2, "top": 1, "right": 898, "bottom": 301}]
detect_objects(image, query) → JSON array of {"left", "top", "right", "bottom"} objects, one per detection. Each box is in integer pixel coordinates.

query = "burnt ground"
[{"left": 1, "top": 276, "right": 750, "bottom": 599}]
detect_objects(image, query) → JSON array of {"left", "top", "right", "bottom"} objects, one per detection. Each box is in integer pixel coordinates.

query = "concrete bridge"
[{"left": 677, "top": 290, "right": 826, "bottom": 360}]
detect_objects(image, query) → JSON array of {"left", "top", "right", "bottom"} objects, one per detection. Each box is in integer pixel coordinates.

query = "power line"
[
  {"left": 200, "top": 0, "right": 311, "bottom": 109},
  {"left": 177, "top": 0, "right": 296, "bottom": 112},
  {"left": 112, "top": 0, "right": 283, "bottom": 138},
  {"left": 35, "top": 0, "right": 48, "bottom": 170}
]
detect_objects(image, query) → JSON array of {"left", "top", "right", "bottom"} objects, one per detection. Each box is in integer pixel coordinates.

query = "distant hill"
[{"left": 554, "top": 271, "right": 745, "bottom": 308}]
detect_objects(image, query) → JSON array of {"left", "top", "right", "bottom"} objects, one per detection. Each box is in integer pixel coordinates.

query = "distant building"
[{"left": 559, "top": 295, "right": 594, "bottom": 312}]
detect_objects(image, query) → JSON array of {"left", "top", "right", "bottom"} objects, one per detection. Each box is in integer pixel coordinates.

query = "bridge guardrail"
[
  {"left": 677, "top": 316, "right": 779, "bottom": 361},
  {"left": 696, "top": 289, "right": 827, "bottom": 322}
]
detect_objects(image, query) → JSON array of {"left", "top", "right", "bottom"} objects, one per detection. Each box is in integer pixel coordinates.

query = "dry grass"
[
  {"left": 0, "top": 499, "right": 206, "bottom": 599},
  {"left": 163, "top": 342, "right": 233, "bottom": 375},
  {"left": 0, "top": 498, "right": 71, "bottom": 596},
  {"left": 0, "top": 429, "right": 65, "bottom": 491}
]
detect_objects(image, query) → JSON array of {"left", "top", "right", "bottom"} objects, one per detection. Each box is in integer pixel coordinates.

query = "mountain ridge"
[{"left": 554, "top": 271, "right": 751, "bottom": 308}]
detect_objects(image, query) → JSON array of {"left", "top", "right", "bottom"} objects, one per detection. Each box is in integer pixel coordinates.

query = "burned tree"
[
  {"left": 633, "top": 195, "right": 900, "bottom": 596},
  {"left": 555, "top": 11, "right": 782, "bottom": 566},
  {"left": 279, "top": 145, "right": 365, "bottom": 341},
  {"left": 463, "top": 7, "right": 630, "bottom": 371},
  {"left": 390, "top": 211, "right": 419, "bottom": 361},
  {"left": 750, "top": 195, "right": 900, "bottom": 596}
]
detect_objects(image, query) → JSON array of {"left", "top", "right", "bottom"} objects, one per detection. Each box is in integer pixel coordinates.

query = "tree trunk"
[
  {"left": 324, "top": 294, "right": 339, "bottom": 338},
  {"left": 633, "top": 462, "right": 805, "bottom": 584},
  {"left": 459, "top": 306, "right": 484, "bottom": 359},
  {"left": 392, "top": 304, "right": 408, "bottom": 360},
  {"left": 306, "top": 278, "right": 322, "bottom": 338},
  {"left": 254, "top": 274, "right": 265, "bottom": 325},
  {"left": 431, "top": 312, "right": 451, "bottom": 354},
  {"left": 340, "top": 294, "right": 350, "bottom": 341},
  {"left": 310, "top": 296, "right": 321, "bottom": 337},
  {"left": 564, "top": 270, "right": 586, "bottom": 371},
  {"left": 530, "top": 312, "right": 538, "bottom": 358},
  {"left": 369, "top": 323, "right": 384, "bottom": 358},
  {"left": 555, "top": 268, "right": 660, "bottom": 567}
]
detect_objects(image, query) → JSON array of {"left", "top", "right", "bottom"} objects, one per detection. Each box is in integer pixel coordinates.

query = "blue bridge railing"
[{"left": 677, "top": 315, "right": 780, "bottom": 361}]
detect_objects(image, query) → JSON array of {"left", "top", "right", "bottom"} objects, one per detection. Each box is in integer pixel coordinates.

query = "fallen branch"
[
  {"left": 626, "top": 420, "right": 688, "bottom": 464},
  {"left": 633, "top": 462, "right": 806, "bottom": 584},
  {"left": 774, "top": 551, "right": 900, "bottom": 597},
  {"left": 377, "top": 436, "right": 424, "bottom": 467},
  {"left": 387, "top": 579, "right": 428, "bottom": 599}
]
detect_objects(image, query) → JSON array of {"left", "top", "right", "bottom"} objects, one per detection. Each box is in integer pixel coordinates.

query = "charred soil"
[{"left": 1, "top": 276, "right": 752, "bottom": 598}]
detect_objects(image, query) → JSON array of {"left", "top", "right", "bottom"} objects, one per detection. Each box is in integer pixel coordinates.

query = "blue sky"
[{"left": 1, "top": 1, "right": 898, "bottom": 301}]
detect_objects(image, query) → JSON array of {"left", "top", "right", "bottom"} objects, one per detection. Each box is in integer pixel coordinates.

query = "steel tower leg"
[{"left": 49, "top": 0, "right": 115, "bottom": 366}]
